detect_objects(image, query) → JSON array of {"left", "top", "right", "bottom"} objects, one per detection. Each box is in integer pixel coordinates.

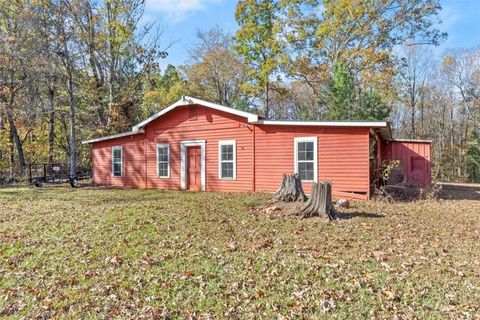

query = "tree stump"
[
  {"left": 274, "top": 173, "right": 307, "bottom": 202},
  {"left": 298, "top": 181, "right": 337, "bottom": 220}
]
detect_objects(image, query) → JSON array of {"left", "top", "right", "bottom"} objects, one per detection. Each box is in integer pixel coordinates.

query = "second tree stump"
[
  {"left": 298, "top": 181, "right": 337, "bottom": 220},
  {"left": 275, "top": 173, "right": 307, "bottom": 202}
]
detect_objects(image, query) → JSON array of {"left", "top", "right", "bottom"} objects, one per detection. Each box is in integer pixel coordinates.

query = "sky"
[{"left": 144, "top": 0, "right": 480, "bottom": 70}]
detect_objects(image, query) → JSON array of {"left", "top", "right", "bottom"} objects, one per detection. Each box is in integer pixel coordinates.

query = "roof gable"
[{"left": 132, "top": 96, "right": 259, "bottom": 132}]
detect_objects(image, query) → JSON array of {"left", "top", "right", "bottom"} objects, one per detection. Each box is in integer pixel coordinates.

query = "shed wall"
[
  {"left": 91, "top": 106, "right": 372, "bottom": 199},
  {"left": 143, "top": 104, "right": 253, "bottom": 192},
  {"left": 383, "top": 141, "right": 432, "bottom": 186},
  {"left": 92, "top": 134, "right": 146, "bottom": 188},
  {"left": 254, "top": 125, "right": 370, "bottom": 200}
]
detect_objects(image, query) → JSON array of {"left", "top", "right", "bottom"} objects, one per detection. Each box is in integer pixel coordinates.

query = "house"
[{"left": 82, "top": 96, "right": 431, "bottom": 200}]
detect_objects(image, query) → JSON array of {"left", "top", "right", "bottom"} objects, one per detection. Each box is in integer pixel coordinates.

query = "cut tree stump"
[
  {"left": 274, "top": 173, "right": 307, "bottom": 202},
  {"left": 298, "top": 181, "right": 337, "bottom": 220}
]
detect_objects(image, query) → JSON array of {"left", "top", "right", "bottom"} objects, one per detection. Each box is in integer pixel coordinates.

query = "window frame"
[
  {"left": 156, "top": 143, "right": 170, "bottom": 178},
  {"left": 112, "top": 146, "right": 123, "bottom": 178},
  {"left": 218, "top": 140, "right": 236, "bottom": 180},
  {"left": 294, "top": 137, "right": 318, "bottom": 182}
]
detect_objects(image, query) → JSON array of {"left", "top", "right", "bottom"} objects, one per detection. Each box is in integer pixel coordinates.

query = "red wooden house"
[{"left": 82, "top": 96, "right": 431, "bottom": 200}]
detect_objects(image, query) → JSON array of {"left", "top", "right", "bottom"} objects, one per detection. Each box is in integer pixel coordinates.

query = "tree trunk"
[
  {"left": 8, "top": 126, "right": 14, "bottom": 181},
  {"left": 298, "top": 181, "right": 336, "bottom": 220},
  {"left": 7, "top": 113, "right": 26, "bottom": 175},
  {"left": 106, "top": 1, "right": 116, "bottom": 128},
  {"left": 264, "top": 81, "right": 270, "bottom": 119},
  {"left": 274, "top": 173, "right": 307, "bottom": 202},
  {"left": 67, "top": 71, "right": 76, "bottom": 178},
  {"left": 48, "top": 85, "right": 55, "bottom": 163}
]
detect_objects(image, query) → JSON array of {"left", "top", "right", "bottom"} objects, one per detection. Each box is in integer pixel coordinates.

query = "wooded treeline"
[{"left": 0, "top": 0, "right": 479, "bottom": 182}]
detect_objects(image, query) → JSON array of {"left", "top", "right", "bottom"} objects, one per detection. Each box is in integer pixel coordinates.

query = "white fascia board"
[
  {"left": 132, "top": 96, "right": 259, "bottom": 132},
  {"left": 81, "top": 130, "right": 143, "bottom": 144},
  {"left": 253, "top": 120, "right": 388, "bottom": 128},
  {"left": 132, "top": 100, "right": 185, "bottom": 132},
  {"left": 184, "top": 96, "right": 259, "bottom": 123},
  {"left": 390, "top": 138, "right": 432, "bottom": 143}
]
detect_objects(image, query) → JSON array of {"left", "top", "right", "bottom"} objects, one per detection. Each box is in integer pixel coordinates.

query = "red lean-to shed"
[{"left": 82, "top": 96, "right": 432, "bottom": 200}]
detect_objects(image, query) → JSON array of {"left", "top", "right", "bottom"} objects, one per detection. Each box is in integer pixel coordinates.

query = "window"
[
  {"left": 294, "top": 137, "right": 317, "bottom": 182},
  {"left": 218, "top": 140, "right": 236, "bottom": 180},
  {"left": 157, "top": 144, "right": 170, "bottom": 178},
  {"left": 112, "top": 146, "right": 123, "bottom": 177}
]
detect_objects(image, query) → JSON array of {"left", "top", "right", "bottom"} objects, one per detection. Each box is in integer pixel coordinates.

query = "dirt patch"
[
  {"left": 251, "top": 199, "right": 306, "bottom": 218},
  {"left": 251, "top": 198, "right": 375, "bottom": 220}
]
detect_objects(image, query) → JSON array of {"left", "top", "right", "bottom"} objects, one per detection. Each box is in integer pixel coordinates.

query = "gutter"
[{"left": 81, "top": 130, "right": 144, "bottom": 144}]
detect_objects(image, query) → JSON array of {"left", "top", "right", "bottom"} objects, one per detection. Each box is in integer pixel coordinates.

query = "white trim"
[
  {"left": 218, "top": 140, "right": 237, "bottom": 180},
  {"left": 254, "top": 120, "right": 388, "bottom": 128},
  {"left": 133, "top": 96, "right": 259, "bottom": 132},
  {"left": 180, "top": 140, "right": 206, "bottom": 191},
  {"left": 156, "top": 143, "right": 170, "bottom": 178},
  {"left": 294, "top": 137, "right": 318, "bottom": 183},
  {"left": 112, "top": 146, "right": 123, "bottom": 178},
  {"left": 390, "top": 138, "right": 432, "bottom": 143},
  {"left": 82, "top": 130, "right": 143, "bottom": 144}
]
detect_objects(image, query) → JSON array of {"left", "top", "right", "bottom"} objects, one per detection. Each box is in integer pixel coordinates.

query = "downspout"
[{"left": 252, "top": 124, "right": 256, "bottom": 192}]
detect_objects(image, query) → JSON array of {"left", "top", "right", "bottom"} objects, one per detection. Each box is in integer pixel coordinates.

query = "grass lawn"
[{"left": 0, "top": 186, "right": 479, "bottom": 319}]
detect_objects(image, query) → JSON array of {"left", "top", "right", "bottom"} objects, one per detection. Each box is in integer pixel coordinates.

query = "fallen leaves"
[{"left": 0, "top": 187, "right": 479, "bottom": 318}]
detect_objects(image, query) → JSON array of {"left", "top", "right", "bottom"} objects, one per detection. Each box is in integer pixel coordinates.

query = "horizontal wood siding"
[
  {"left": 92, "top": 134, "right": 145, "bottom": 188},
  {"left": 254, "top": 125, "right": 370, "bottom": 200},
  {"left": 144, "top": 105, "right": 253, "bottom": 192},
  {"left": 384, "top": 141, "right": 432, "bottom": 186},
  {"left": 90, "top": 104, "right": 375, "bottom": 200}
]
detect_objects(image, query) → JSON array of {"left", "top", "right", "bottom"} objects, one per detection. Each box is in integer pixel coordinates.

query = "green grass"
[{"left": 0, "top": 186, "right": 479, "bottom": 319}]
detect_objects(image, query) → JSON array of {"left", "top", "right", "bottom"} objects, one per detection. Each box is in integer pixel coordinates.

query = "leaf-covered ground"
[{"left": 0, "top": 186, "right": 479, "bottom": 319}]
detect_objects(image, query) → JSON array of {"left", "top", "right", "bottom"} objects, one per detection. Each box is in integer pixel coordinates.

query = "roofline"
[
  {"left": 253, "top": 120, "right": 388, "bottom": 128},
  {"left": 389, "top": 138, "right": 432, "bottom": 143},
  {"left": 132, "top": 96, "right": 259, "bottom": 132},
  {"left": 81, "top": 130, "right": 143, "bottom": 144}
]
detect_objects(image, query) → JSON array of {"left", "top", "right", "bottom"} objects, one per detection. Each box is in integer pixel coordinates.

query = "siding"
[
  {"left": 254, "top": 125, "right": 370, "bottom": 200},
  {"left": 383, "top": 141, "right": 431, "bottom": 186},
  {"left": 92, "top": 134, "right": 146, "bottom": 188},
  {"left": 90, "top": 105, "right": 372, "bottom": 199},
  {"left": 143, "top": 104, "right": 253, "bottom": 192}
]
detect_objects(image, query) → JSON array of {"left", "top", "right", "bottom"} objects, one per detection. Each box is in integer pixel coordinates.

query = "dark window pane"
[
  {"left": 298, "top": 162, "right": 314, "bottom": 181},
  {"left": 221, "top": 145, "right": 233, "bottom": 161},
  {"left": 113, "top": 163, "right": 122, "bottom": 176},
  {"left": 298, "top": 150, "right": 306, "bottom": 161},
  {"left": 113, "top": 149, "right": 122, "bottom": 162},
  {"left": 158, "top": 147, "right": 168, "bottom": 162},
  {"left": 298, "top": 142, "right": 306, "bottom": 152},
  {"left": 305, "top": 141, "right": 314, "bottom": 152},
  {"left": 305, "top": 151, "right": 314, "bottom": 161},
  {"left": 222, "top": 162, "right": 233, "bottom": 178},
  {"left": 297, "top": 141, "right": 314, "bottom": 161},
  {"left": 159, "top": 163, "right": 168, "bottom": 177}
]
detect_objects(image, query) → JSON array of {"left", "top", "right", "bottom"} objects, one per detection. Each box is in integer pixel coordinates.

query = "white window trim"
[
  {"left": 180, "top": 140, "right": 206, "bottom": 191},
  {"left": 294, "top": 137, "right": 318, "bottom": 182},
  {"left": 112, "top": 146, "right": 123, "bottom": 178},
  {"left": 156, "top": 143, "right": 170, "bottom": 178},
  {"left": 218, "top": 140, "right": 237, "bottom": 180}
]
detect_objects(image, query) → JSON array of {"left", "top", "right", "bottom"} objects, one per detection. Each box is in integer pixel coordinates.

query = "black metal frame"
[{"left": 28, "top": 163, "right": 91, "bottom": 185}]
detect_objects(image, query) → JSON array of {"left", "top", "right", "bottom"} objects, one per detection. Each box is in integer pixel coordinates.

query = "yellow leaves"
[
  {"left": 442, "top": 55, "right": 455, "bottom": 70},
  {"left": 256, "top": 289, "right": 265, "bottom": 298},
  {"left": 380, "top": 288, "right": 397, "bottom": 301}
]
